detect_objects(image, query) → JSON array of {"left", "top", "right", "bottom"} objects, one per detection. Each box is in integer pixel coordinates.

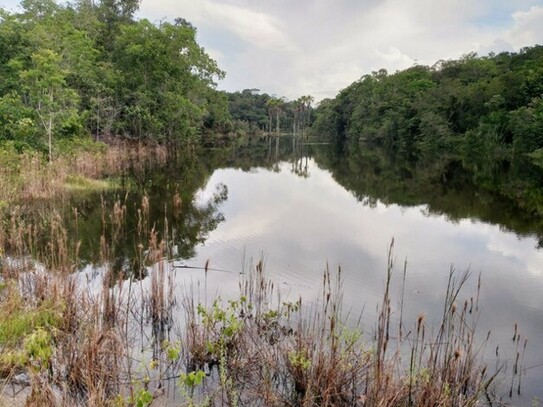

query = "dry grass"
[
  {"left": 179, "top": 247, "right": 508, "bottom": 407},
  {"left": 0, "top": 141, "right": 168, "bottom": 205},
  {"left": 0, "top": 194, "right": 520, "bottom": 406}
]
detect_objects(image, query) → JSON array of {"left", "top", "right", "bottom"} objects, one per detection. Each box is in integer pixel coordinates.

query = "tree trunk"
[{"left": 48, "top": 118, "right": 53, "bottom": 162}]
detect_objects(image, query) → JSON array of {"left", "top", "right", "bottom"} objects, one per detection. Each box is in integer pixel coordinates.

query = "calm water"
[{"left": 70, "top": 137, "right": 543, "bottom": 403}]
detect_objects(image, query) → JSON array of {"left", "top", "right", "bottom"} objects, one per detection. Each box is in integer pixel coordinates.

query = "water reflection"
[
  {"left": 59, "top": 136, "right": 543, "bottom": 402},
  {"left": 62, "top": 157, "right": 229, "bottom": 275},
  {"left": 313, "top": 140, "right": 543, "bottom": 244},
  {"left": 181, "top": 137, "right": 543, "bottom": 403}
]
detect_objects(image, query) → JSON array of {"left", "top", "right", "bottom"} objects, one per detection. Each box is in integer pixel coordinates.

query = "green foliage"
[
  {"left": 134, "top": 388, "right": 153, "bottom": 407},
  {"left": 0, "top": 302, "right": 62, "bottom": 348},
  {"left": 312, "top": 47, "right": 543, "bottom": 214},
  {"left": 24, "top": 328, "right": 53, "bottom": 369},
  {"left": 0, "top": 0, "right": 229, "bottom": 151},
  {"left": 55, "top": 136, "right": 108, "bottom": 156},
  {"left": 180, "top": 370, "right": 206, "bottom": 388},
  {"left": 288, "top": 350, "right": 311, "bottom": 371},
  {"left": 197, "top": 298, "right": 245, "bottom": 347},
  {"left": 225, "top": 89, "right": 314, "bottom": 135},
  {"left": 164, "top": 340, "right": 181, "bottom": 361}
]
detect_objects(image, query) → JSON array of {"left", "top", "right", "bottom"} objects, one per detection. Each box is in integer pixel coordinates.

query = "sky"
[
  {"left": 2, "top": 0, "right": 543, "bottom": 101},
  {"left": 136, "top": 0, "right": 543, "bottom": 101}
]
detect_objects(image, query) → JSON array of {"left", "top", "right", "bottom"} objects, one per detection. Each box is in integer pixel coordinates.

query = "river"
[{"left": 65, "top": 136, "right": 543, "bottom": 404}]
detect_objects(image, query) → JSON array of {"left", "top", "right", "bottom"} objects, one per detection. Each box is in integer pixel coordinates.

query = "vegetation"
[
  {"left": 0, "top": 0, "right": 229, "bottom": 155},
  {"left": 0, "top": 194, "right": 520, "bottom": 406},
  {"left": 312, "top": 47, "right": 543, "bottom": 215},
  {"left": 0, "top": 138, "right": 169, "bottom": 205},
  {"left": 1, "top": 1, "right": 540, "bottom": 404},
  {"left": 0, "top": 0, "right": 313, "bottom": 209},
  {"left": 225, "top": 89, "right": 314, "bottom": 137}
]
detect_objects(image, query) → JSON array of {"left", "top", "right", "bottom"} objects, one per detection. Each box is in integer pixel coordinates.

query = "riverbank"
[{"left": 0, "top": 139, "right": 169, "bottom": 207}]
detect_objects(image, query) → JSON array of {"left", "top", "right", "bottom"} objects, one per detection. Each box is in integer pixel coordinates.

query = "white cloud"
[
  {"left": 204, "top": 2, "right": 293, "bottom": 50},
  {"left": 140, "top": 0, "right": 293, "bottom": 50},
  {"left": 138, "top": 0, "right": 543, "bottom": 100},
  {"left": 507, "top": 6, "right": 543, "bottom": 48}
]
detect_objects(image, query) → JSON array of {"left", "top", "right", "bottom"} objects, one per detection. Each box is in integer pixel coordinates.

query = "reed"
[
  {"left": 0, "top": 140, "right": 169, "bottom": 206},
  {"left": 0, "top": 195, "right": 519, "bottom": 406}
]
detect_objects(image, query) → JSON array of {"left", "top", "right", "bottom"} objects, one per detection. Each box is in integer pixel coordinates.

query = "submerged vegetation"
[
  {"left": 0, "top": 138, "right": 169, "bottom": 205},
  {"left": 0, "top": 194, "right": 523, "bottom": 406}
]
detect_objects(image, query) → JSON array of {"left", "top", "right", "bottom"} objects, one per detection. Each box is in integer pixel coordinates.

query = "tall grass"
[
  {"left": 0, "top": 194, "right": 520, "bottom": 406},
  {"left": 0, "top": 140, "right": 168, "bottom": 205}
]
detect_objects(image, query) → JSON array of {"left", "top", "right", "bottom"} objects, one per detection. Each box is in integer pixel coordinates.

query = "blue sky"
[{"left": 2, "top": 0, "right": 543, "bottom": 101}]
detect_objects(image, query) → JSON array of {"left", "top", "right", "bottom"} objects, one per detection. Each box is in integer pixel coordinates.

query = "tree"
[
  {"left": 111, "top": 18, "right": 225, "bottom": 141},
  {"left": 299, "top": 95, "right": 314, "bottom": 138},
  {"left": 266, "top": 97, "right": 284, "bottom": 136},
  {"left": 19, "top": 49, "right": 80, "bottom": 161}
]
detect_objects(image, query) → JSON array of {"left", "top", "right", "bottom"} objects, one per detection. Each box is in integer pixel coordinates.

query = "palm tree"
[{"left": 266, "top": 97, "right": 284, "bottom": 136}]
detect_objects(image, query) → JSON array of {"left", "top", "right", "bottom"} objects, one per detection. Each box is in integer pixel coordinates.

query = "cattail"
[
  {"left": 454, "top": 349, "right": 461, "bottom": 360},
  {"left": 417, "top": 313, "right": 425, "bottom": 334}
]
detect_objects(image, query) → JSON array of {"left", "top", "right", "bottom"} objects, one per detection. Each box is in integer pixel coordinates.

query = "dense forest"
[
  {"left": 2, "top": 0, "right": 543, "bottom": 215},
  {"left": 312, "top": 47, "right": 543, "bottom": 215},
  {"left": 0, "top": 0, "right": 232, "bottom": 158},
  {"left": 0, "top": 0, "right": 315, "bottom": 161}
]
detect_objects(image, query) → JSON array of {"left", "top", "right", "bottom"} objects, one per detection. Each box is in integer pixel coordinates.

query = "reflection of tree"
[
  {"left": 290, "top": 137, "right": 310, "bottom": 178},
  {"left": 57, "top": 137, "right": 329, "bottom": 276},
  {"left": 62, "top": 153, "right": 229, "bottom": 276},
  {"left": 202, "top": 134, "right": 318, "bottom": 173},
  {"left": 313, "top": 139, "right": 543, "bottom": 243}
]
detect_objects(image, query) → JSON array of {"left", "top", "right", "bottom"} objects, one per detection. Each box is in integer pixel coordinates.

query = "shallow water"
[{"left": 68, "top": 137, "right": 543, "bottom": 403}]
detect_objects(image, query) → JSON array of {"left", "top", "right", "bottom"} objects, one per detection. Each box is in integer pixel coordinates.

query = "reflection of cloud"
[
  {"left": 184, "top": 157, "right": 543, "bottom": 398},
  {"left": 190, "top": 158, "right": 543, "bottom": 334},
  {"left": 194, "top": 159, "right": 543, "bottom": 291},
  {"left": 486, "top": 232, "right": 543, "bottom": 277}
]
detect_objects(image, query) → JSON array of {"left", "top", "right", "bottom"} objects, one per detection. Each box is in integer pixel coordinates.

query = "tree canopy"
[
  {"left": 311, "top": 46, "right": 543, "bottom": 215},
  {"left": 0, "top": 0, "right": 230, "bottom": 154}
]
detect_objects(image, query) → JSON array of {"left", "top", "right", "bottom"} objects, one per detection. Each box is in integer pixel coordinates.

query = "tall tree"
[
  {"left": 266, "top": 97, "right": 284, "bottom": 136},
  {"left": 19, "top": 49, "right": 80, "bottom": 161}
]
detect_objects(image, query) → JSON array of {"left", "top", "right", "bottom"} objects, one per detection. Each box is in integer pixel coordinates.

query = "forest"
[
  {"left": 0, "top": 0, "right": 231, "bottom": 157},
  {"left": 225, "top": 89, "right": 314, "bottom": 137},
  {"left": 3, "top": 2, "right": 543, "bottom": 405},
  {"left": 0, "top": 0, "right": 315, "bottom": 160},
  {"left": 311, "top": 46, "right": 543, "bottom": 215}
]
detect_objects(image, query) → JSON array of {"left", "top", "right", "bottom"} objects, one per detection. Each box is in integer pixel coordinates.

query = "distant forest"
[
  {"left": 2, "top": 1, "right": 543, "bottom": 213},
  {"left": 311, "top": 46, "right": 543, "bottom": 215}
]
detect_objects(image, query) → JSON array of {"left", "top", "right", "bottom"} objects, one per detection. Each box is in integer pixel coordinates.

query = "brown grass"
[
  {"left": 0, "top": 141, "right": 168, "bottom": 205},
  {"left": 0, "top": 195, "right": 519, "bottom": 406}
]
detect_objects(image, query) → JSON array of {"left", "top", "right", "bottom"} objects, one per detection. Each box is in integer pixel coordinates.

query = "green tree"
[
  {"left": 19, "top": 49, "right": 80, "bottom": 161},
  {"left": 266, "top": 97, "right": 284, "bottom": 136}
]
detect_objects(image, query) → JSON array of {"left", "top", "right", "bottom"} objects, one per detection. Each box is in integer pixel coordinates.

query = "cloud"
[
  {"left": 138, "top": 0, "right": 543, "bottom": 100},
  {"left": 507, "top": 6, "right": 543, "bottom": 48},
  {"left": 202, "top": 2, "right": 293, "bottom": 51},
  {"left": 140, "top": 0, "right": 293, "bottom": 50}
]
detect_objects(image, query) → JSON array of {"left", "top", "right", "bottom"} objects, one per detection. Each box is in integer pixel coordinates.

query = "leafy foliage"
[
  {"left": 225, "top": 89, "right": 314, "bottom": 136},
  {"left": 0, "top": 0, "right": 229, "bottom": 154},
  {"left": 312, "top": 47, "right": 543, "bottom": 214}
]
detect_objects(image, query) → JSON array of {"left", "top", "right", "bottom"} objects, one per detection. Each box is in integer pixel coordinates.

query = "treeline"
[
  {"left": 226, "top": 89, "right": 314, "bottom": 136},
  {"left": 0, "top": 0, "right": 230, "bottom": 158},
  {"left": 312, "top": 46, "right": 543, "bottom": 214}
]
